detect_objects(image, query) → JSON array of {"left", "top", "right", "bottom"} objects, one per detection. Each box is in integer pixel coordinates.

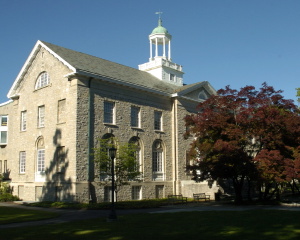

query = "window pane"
[
  {"left": 1, "top": 116, "right": 8, "bottom": 126},
  {"left": 35, "top": 72, "right": 50, "bottom": 89},
  {"left": 104, "top": 186, "right": 112, "bottom": 202},
  {"left": 152, "top": 151, "right": 162, "bottom": 172},
  {"left": 0, "top": 131, "right": 7, "bottom": 144},
  {"left": 20, "top": 151, "right": 26, "bottom": 173},
  {"left": 57, "top": 99, "right": 66, "bottom": 123},
  {"left": 21, "top": 111, "right": 27, "bottom": 131},
  {"left": 104, "top": 101, "right": 114, "bottom": 123},
  {"left": 132, "top": 186, "right": 141, "bottom": 200},
  {"left": 154, "top": 111, "right": 162, "bottom": 130},
  {"left": 38, "top": 106, "right": 45, "bottom": 127},
  {"left": 131, "top": 106, "right": 140, "bottom": 127},
  {"left": 37, "top": 149, "right": 45, "bottom": 172},
  {"left": 170, "top": 73, "right": 175, "bottom": 81}
]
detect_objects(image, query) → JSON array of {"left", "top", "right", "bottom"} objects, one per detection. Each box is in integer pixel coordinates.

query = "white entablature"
[{"left": 139, "top": 16, "right": 184, "bottom": 87}]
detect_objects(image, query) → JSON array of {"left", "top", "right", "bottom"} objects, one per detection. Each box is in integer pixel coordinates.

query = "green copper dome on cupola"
[{"left": 151, "top": 17, "right": 169, "bottom": 34}]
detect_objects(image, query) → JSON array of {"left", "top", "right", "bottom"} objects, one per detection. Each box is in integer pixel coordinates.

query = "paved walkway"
[{"left": 1, "top": 201, "right": 300, "bottom": 229}]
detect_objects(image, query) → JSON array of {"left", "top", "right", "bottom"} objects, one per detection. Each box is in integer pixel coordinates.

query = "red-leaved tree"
[{"left": 185, "top": 83, "right": 300, "bottom": 203}]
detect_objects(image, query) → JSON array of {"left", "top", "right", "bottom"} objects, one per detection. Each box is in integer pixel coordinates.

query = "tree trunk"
[
  {"left": 246, "top": 177, "right": 253, "bottom": 201},
  {"left": 232, "top": 177, "right": 244, "bottom": 204}
]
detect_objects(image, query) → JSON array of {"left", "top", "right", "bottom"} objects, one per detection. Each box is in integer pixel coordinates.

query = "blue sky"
[{"left": 0, "top": 0, "right": 299, "bottom": 104}]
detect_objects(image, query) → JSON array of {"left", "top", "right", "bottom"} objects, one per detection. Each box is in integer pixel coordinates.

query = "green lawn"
[
  {"left": 0, "top": 207, "right": 60, "bottom": 224},
  {"left": 1, "top": 209, "right": 300, "bottom": 240}
]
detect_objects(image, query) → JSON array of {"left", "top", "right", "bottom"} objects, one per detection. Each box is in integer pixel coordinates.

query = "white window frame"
[
  {"left": 35, "top": 72, "right": 50, "bottom": 90},
  {"left": 104, "top": 186, "right": 116, "bottom": 202},
  {"left": 0, "top": 116, "right": 8, "bottom": 145},
  {"left": 154, "top": 111, "right": 162, "bottom": 131},
  {"left": 38, "top": 106, "right": 45, "bottom": 128},
  {"left": 37, "top": 149, "right": 45, "bottom": 173},
  {"left": 131, "top": 106, "right": 140, "bottom": 128},
  {"left": 170, "top": 73, "right": 175, "bottom": 82},
  {"left": 21, "top": 111, "right": 27, "bottom": 131},
  {"left": 104, "top": 101, "right": 115, "bottom": 124},
  {"left": 132, "top": 186, "right": 142, "bottom": 200},
  {"left": 152, "top": 140, "right": 164, "bottom": 181},
  {"left": 19, "top": 151, "right": 26, "bottom": 173}
]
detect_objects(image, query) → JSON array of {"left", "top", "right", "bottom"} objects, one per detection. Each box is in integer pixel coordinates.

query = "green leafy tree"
[
  {"left": 93, "top": 137, "right": 141, "bottom": 201},
  {"left": 185, "top": 83, "right": 300, "bottom": 203}
]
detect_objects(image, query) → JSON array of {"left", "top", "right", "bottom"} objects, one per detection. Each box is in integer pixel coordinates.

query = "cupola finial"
[{"left": 155, "top": 11, "right": 163, "bottom": 26}]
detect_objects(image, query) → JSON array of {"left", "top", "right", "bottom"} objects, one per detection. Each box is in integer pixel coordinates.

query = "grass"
[
  {"left": 1, "top": 209, "right": 300, "bottom": 240},
  {"left": 0, "top": 207, "right": 60, "bottom": 224}
]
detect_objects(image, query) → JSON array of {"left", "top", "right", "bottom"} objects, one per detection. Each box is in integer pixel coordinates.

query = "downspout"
[
  {"left": 87, "top": 77, "right": 93, "bottom": 202},
  {"left": 172, "top": 97, "right": 178, "bottom": 195}
]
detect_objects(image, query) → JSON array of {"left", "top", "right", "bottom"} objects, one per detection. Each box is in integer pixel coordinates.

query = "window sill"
[
  {"left": 131, "top": 127, "right": 143, "bottom": 131},
  {"left": 154, "top": 130, "right": 164, "bottom": 133},
  {"left": 104, "top": 123, "right": 118, "bottom": 127}
]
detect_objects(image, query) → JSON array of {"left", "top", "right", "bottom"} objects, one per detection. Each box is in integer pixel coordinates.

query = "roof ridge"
[{"left": 40, "top": 40, "right": 144, "bottom": 73}]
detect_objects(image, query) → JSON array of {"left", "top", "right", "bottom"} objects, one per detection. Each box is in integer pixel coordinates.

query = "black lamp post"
[{"left": 108, "top": 146, "right": 117, "bottom": 221}]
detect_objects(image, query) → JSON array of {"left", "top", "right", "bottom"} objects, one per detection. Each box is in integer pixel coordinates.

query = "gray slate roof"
[{"left": 41, "top": 41, "right": 181, "bottom": 95}]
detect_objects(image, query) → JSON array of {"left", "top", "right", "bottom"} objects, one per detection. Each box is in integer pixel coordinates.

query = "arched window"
[
  {"left": 152, "top": 139, "right": 164, "bottom": 181},
  {"left": 198, "top": 90, "right": 208, "bottom": 100},
  {"left": 35, "top": 72, "right": 50, "bottom": 90},
  {"left": 129, "top": 136, "right": 143, "bottom": 173}
]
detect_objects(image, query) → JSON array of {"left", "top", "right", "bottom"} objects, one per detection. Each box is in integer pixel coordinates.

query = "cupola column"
[
  {"left": 163, "top": 37, "right": 166, "bottom": 57},
  {"left": 155, "top": 38, "right": 158, "bottom": 57},
  {"left": 150, "top": 40, "right": 153, "bottom": 59},
  {"left": 168, "top": 40, "right": 171, "bottom": 60}
]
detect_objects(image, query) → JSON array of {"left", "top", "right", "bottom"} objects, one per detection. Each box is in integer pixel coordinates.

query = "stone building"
[{"left": 0, "top": 17, "right": 219, "bottom": 202}]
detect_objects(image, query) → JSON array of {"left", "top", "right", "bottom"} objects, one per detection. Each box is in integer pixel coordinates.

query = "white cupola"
[{"left": 139, "top": 14, "right": 184, "bottom": 86}]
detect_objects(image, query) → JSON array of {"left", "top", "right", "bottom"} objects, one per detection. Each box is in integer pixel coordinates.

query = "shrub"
[
  {"left": 0, "top": 193, "right": 20, "bottom": 202},
  {"left": 29, "top": 198, "right": 172, "bottom": 210}
]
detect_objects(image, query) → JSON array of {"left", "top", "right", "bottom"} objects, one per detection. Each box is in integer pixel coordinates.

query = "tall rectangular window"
[
  {"left": 1, "top": 116, "right": 7, "bottom": 126},
  {"left": 38, "top": 106, "right": 45, "bottom": 128},
  {"left": 19, "top": 151, "right": 26, "bottom": 173},
  {"left": 104, "top": 101, "right": 115, "bottom": 124},
  {"left": 154, "top": 111, "right": 162, "bottom": 131},
  {"left": 131, "top": 106, "right": 140, "bottom": 127},
  {"left": 57, "top": 99, "right": 66, "bottom": 123},
  {"left": 37, "top": 149, "right": 45, "bottom": 172},
  {"left": 0, "top": 116, "right": 8, "bottom": 144},
  {"left": 104, "top": 186, "right": 112, "bottom": 202},
  {"left": 132, "top": 186, "right": 141, "bottom": 200},
  {"left": 0, "top": 131, "right": 7, "bottom": 144},
  {"left": 21, "top": 111, "right": 27, "bottom": 131},
  {"left": 152, "top": 151, "right": 163, "bottom": 172},
  {"left": 0, "top": 160, "right": 2, "bottom": 173},
  {"left": 170, "top": 73, "right": 175, "bottom": 81}
]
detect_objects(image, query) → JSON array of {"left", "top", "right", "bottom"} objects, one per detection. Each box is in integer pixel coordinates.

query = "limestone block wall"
[
  {"left": 74, "top": 78, "right": 177, "bottom": 202},
  {"left": 176, "top": 98, "right": 219, "bottom": 199},
  {"left": 1, "top": 47, "right": 78, "bottom": 201}
]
